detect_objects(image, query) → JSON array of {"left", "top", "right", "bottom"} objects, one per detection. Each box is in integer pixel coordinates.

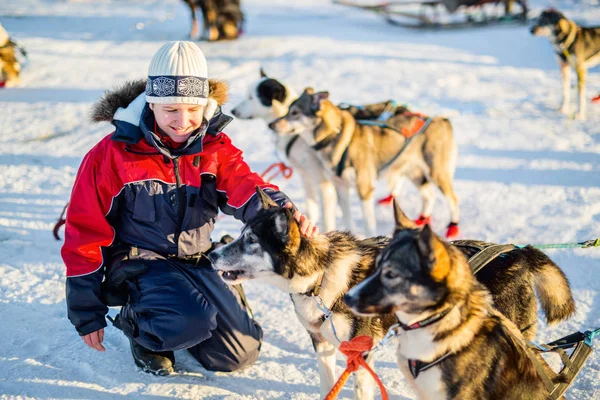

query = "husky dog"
[
  {"left": 182, "top": 0, "right": 243, "bottom": 41},
  {"left": 344, "top": 203, "right": 575, "bottom": 399},
  {"left": 231, "top": 70, "right": 337, "bottom": 231},
  {"left": 209, "top": 189, "right": 574, "bottom": 399},
  {"left": 0, "top": 24, "right": 21, "bottom": 87},
  {"left": 209, "top": 187, "right": 398, "bottom": 399},
  {"left": 531, "top": 9, "right": 600, "bottom": 120},
  {"left": 270, "top": 88, "right": 459, "bottom": 238}
]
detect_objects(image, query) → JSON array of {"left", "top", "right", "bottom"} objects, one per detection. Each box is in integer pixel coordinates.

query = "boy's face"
[{"left": 150, "top": 103, "right": 205, "bottom": 143}]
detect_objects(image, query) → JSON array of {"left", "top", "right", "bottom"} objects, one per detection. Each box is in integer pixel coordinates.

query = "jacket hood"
[{"left": 89, "top": 79, "right": 233, "bottom": 156}]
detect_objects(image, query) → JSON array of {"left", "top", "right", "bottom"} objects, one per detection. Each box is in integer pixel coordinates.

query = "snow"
[{"left": 0, "top": 0, "right": 599, "bottom": 398}]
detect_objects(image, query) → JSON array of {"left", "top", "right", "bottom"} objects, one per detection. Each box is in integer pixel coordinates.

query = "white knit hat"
[{"left": 145, "top": 41, "right": 209, "bottom": 105}]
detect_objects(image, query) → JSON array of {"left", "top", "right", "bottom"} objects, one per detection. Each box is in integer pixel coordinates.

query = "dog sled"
[{"left": 332, "top": 0, "right": 529, "bottom": 29}]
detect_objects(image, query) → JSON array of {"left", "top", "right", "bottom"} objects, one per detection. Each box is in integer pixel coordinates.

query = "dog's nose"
[
  {"left": 529, "top": 26, "right": 537, "bottom": 34},
  {"left": 231, "top": 108, "right": 239, "bottom": 117},
  {"left": 268, "top": 120, "right": 277, "bottom": 131}
]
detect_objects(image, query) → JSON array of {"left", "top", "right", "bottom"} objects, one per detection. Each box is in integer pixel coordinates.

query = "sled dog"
[
  {"left": 531, "top": 9, "right": 600, "bottom": 120},
  {"left": 0, "top": 24, "right": 21, "bottom": 87},
  {"left": 231, "top": 70, "right": 337, "bottom": 231},
  {"left": 182, "top": 0, "right": 243, "bottom": 41},
  {"left": 344, "top": 202, "right": 576, "bottom": 399},
  {"left": 269, "top": 88, "right": 459, "bottom": 238},
  {"left": 210, "top": 189, "right": 575, "bottom": 399}
]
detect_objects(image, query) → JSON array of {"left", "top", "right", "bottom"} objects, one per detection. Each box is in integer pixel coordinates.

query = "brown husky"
[
  {"left": 344, "top": 202, "right": 575, "bottom": 399},
  {"left": 531, "top": 9, "right": 600, "bottom": 120},
  {"left": 269, "top": 88, "right": 459, "bottom": 239},
  {"left": 0, "top": 24, "right": 21, "bottom": 87}
]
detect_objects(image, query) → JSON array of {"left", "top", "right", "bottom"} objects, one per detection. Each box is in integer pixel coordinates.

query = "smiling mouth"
[{"left": 218, "top": 270, "right": 245, "bottom": 281}]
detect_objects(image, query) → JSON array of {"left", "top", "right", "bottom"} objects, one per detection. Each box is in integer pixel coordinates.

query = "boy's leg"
[{"left": 186, "top": 264, "right": 263, "bottom": 372}]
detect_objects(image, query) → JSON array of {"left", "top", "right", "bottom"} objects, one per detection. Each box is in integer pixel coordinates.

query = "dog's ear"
[
  {"left": 303, "top": 87, "right": 314, "bottom": 95},
  {"left": 416, "top": 224, "right": 436, "bottom": 266},
  {"left": 311, "top": 91, "right": 329, "bottom": 112},
  {"left": 260, "top": 67, "right": 267, "bottom": 78},
  {"left": 558, "top": 18, "right": 570, "bottom": 33},
  {"left": 393, "top": 199, "right": 417, "bottom": 231},
  {"left": 256, "top": 186, "right": 279, "bottom": 210},
  {"left": 417, "top": 225, "right": 449, "bottom": 281}
]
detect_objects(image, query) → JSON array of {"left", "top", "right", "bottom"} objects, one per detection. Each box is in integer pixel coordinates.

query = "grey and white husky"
[
  {"left": 209, "top": 189, "right": 575, "bottom": 399},
  {"left": 344, "top": 202, "right": 576, "bottom": 399},
  {"left": 269, "top": 88, "right": 460, "bottom": 238}
]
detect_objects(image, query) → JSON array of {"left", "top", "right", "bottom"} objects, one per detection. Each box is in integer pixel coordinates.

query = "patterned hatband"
[{"left": 146, "top": 75, "right": 209, "bottom": 99}]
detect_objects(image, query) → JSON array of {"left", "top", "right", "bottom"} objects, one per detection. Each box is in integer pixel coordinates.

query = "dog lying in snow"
[
  {"left": 210, "top": 188, "right": 575, "bottom": 399},
  {"left": 344, "top": 202, "right": 574, "bottom": 399}
]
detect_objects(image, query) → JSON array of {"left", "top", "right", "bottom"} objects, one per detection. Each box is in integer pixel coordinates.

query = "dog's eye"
[
  {"left": 383, "top": 269, "right": 399, "bottom": 280},
  {"left": 247, "top": 233, "right": 258, "bottom": 244}
]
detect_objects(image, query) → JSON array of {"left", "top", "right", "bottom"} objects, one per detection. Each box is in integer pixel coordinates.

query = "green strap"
[{"left": 515, "top": 238, "right": 600, "bottom": 250}]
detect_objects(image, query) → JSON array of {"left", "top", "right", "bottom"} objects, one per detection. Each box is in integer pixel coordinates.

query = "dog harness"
[
  {"left": 402, "top": 242, "right": 596, "bottom": 396},
  {"left": 396, "top": 307, "right": 455, "bottom": 379}
]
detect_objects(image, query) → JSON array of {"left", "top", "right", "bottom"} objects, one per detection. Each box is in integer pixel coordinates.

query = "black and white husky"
[
  {"left": 209, "top": 189, "right": 575, "bottom": 399},
  {"left": 231, "top": 70, "right": 338, "bottom": 232}
]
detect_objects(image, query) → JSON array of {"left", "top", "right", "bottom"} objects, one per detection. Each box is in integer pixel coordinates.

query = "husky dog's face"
[
  {"left": 231, "top": 70, "right": 288, "bottom": 120},
  {"left": 344, "top": 202, "right": 449, "bottom": 316},
  {"left": 530, "top": 10, "right": 565, "bottom": 37},
  {"left": 208, "top": 188, "right": 301, "bottom": 286},
  {"left": 268, "top": 88, "right": 329, "bottom": 139},
  {"left": 344, "top": 226, "right": 449, "bottom": 316}
]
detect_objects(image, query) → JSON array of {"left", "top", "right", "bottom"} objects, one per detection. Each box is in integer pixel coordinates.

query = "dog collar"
[
  {"left": 300, "top": 272, "right": 325, "bottom": 297},
  {"left": 398, "top": 307, "right": 452, "bottom": 331},
  {"left": 285, "top": 134, "right": 301, "bottom": 158},
  {"left": 408, "top": 352, "right": 453, "bottom": 379}
]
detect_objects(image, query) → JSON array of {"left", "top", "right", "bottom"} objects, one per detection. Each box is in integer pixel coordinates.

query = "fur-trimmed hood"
[{"left": 89, "top": 79, "right": 232, "bottom": 157}]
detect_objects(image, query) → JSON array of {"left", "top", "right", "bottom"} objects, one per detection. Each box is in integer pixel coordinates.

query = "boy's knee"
[{"left": 189, "top": 321, "right": 263, "bottom": 372}]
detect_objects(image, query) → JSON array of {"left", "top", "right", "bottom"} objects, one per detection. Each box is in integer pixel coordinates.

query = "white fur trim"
[{"left": 113, "top": 92, "right": 146, "bottom": 126}]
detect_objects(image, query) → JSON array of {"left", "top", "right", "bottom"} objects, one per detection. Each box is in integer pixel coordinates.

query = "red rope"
[
  {"left": 53, "top": 202, "right": 69, "bottom": 240},
  {"left": 260, "top": 162, "right": 293, "bottom": 182},
  {"left": 324, "top": 336, "right": 389, "bottom": 400}
]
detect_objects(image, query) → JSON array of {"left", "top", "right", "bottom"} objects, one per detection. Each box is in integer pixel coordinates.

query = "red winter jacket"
[{"left": 63, "top": 83, "right": 290, "bottom": 335}]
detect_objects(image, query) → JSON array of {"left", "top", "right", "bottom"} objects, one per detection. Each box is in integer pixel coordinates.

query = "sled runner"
[{"left": 332, "top": 0, "right": 529, "bottom": 29}]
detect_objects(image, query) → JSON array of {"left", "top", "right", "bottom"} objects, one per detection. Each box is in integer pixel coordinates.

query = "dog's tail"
[{"left": 524, "top": 247, "right": 576, "bottom": 324}]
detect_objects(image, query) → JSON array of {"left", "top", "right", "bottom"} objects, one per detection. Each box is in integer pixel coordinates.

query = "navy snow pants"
[{"left": 117, "top": 254, "right": 262, "bottom": 372}]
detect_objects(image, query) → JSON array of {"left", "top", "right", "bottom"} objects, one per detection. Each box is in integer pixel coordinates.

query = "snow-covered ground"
[{"left": 0, "top": 0, "right": 599, "bottom": 398}]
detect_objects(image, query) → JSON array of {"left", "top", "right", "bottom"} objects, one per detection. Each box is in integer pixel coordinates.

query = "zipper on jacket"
[{"left": 173, "top": 157, "right": 185, "bottom": 250}]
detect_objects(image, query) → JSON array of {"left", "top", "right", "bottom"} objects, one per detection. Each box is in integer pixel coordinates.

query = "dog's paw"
[
  {"left": 575, "top": 112, "right": 586, "bottom": 121},
  {"left": 558, "top": 105, "right": 570, "bottom": 114},
  {"left": 446, "top": 223, "right": 459, "bottom": 239}
]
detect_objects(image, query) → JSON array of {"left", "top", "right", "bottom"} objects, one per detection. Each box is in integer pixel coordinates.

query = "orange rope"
[
  {"left": 260, "top": 162, "right": 293, "bottom": 182},
  {"left": 324, "top": 336, "right": 389, "bottom": 400}
]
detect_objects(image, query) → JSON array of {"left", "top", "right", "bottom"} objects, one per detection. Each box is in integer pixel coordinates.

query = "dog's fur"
[
  {"left": 182, "top": 0, "right": 243, "bottom": 41},
  {"left": 344, "top": 202, "right": 575, "bottom": 399},
  {"left": 209, "top": 187, "right": 398, "bottom": 399},
  {"left": 0, "top": 25, "right": 21, "bottom": 87},
  {"left": 270, "top": 88, "right": 459, "bottom": 238},
  {"left": 531, "top": 9, "right": 600, "bottom": 120},
  {"left": 209, "top": 189, "right": 575, "bottom": 399},
  {"left": 231, "top": 70, "right": 338, "bottom": 231}
]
